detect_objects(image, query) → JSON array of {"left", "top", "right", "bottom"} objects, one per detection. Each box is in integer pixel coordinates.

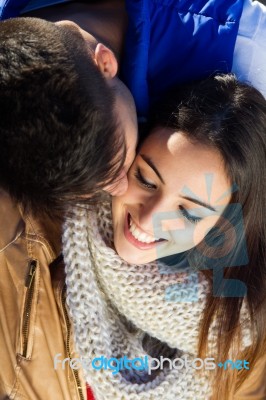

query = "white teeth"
[
  {"left": 139, "top": 232, "right": 146, "bottom": 242},
  {"left": 131, "top": 225, "right": 137, "bottom": 234},
  {"left": 129, "top": 216, "right": 159, "bottom": 243}
]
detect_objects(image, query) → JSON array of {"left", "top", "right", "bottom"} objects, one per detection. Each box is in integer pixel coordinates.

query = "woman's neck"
[{"left": 23, "top": 1, "right": 127, "bottom": 60}]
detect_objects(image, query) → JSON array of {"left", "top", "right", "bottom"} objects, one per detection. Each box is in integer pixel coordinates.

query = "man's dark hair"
[{"left": 0, "top": 17, "right": 125, "bottom": 216}]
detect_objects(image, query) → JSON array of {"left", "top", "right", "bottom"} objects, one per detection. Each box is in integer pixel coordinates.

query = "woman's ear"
[{"left": 94, "top": 43, "right": 118, "bottom": 79}]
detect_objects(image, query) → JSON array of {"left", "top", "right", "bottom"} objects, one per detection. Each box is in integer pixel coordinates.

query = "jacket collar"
[
  {"left": 0, "top": 189, "right": 62, "bottom": 257},
  {"left": 0, "top": 190, "right": 24, "bottom": 252}
]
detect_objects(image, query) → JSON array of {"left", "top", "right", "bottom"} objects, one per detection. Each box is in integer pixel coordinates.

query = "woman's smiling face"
[{"left": 112, "top": 128, "right": 231, "bottom": 265}]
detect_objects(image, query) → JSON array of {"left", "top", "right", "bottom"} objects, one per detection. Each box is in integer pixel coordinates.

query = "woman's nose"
[
  {"left": 138, "top": 199, "right": 185, "bottom": 236},
  {"left": 137, "top": 198, "right": 167, "bottom": 229}
]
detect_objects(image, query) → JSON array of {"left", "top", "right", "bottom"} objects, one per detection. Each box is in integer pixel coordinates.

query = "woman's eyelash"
[
  {"left": 134, "top": 168, "right": 157, "bottom": 190},
  {"left": 179, "top": 206, "right": 202, "bottom": 224},
  {"left": 134, "top": 170, "right": 202, "bottom": 224}
]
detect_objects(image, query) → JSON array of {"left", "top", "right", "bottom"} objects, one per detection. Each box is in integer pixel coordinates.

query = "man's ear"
[{"left": 94, "top": 43, "right": 118, "bottom": 79}]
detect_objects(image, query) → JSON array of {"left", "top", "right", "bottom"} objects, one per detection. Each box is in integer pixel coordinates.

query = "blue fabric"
[
  {"left": 0, "top": 0, "right": 245, "bottom": 117},
  {"left": 0, "top": 0, "right": 69, "bottom": 18},
  {"left": 122, "top": 0, "right": 244, "bottom": 117},
  {"left": 232, "top": 0, "right": 266, "bottom": 99},
  {"left": 0, "top": 0, "right": 29, "bottom": 18}
]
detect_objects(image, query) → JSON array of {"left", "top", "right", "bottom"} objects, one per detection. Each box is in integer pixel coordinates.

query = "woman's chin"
[{"left": 114, "top": 241, "right": 155, "bottom": 265}]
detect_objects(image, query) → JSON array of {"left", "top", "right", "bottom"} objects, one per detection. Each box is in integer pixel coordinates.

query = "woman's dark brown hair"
[{"left": 147, "top": 74, "right": 266, "bottom": 397}]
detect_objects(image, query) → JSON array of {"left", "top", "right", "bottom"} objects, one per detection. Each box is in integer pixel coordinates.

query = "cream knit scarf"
[{"left": 62, "top": 201, "right": 216, "bottom": 400}]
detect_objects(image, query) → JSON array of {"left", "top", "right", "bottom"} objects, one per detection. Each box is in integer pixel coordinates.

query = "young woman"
[{"left": 63, "top": 74, "right": 266, "bottom": 399}]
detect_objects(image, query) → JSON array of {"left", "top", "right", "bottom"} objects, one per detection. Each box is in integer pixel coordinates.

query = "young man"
[
  {"left": 0, "top": 16, "right": 137, "bottom": 400},
  {"left": 0, "top": 16, "right": 138, "bottom": 214}
]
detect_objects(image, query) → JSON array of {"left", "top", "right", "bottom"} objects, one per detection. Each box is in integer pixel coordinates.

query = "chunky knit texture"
[{"left": 62, "top": 201, "right": 250, "bottom": 400}]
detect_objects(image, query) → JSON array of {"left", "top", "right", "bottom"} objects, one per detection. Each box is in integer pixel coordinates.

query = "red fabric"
[{"left": 87, "top": 385, "right": 95, "bottom": 400}]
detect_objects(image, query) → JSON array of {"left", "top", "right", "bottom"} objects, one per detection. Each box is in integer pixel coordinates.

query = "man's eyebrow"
[
  {"left": 181, "top": 196, "right": 216, "bottom": 211},
  {"left": 140, "top": 154, "right": 165, "bottom": 184}
]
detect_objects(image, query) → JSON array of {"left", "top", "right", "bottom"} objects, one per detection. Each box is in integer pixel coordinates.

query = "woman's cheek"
[{"left": 193, "top": 215, "right": 221, "bottom": 246}]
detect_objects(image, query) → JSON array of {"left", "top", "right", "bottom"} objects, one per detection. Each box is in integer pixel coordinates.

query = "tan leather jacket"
[
  {"left": 0, "top": 190, "right": 265, "bottom": 400},
  {"left": 0, "top": 190, "right": 86, "bottom": 400}
]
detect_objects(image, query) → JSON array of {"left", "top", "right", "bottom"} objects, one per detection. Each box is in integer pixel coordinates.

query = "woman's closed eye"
[
  {"left": 134, "top": 167, "right": 157, "bottom": 190},
  {"left": 179, "top": 205, "right": 202, "bottom": 224},
  {"left": 135, "top": 168, "right": 202, "bottom": 224}
]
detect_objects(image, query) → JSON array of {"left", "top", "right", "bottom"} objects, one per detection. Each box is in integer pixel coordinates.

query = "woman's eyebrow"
[
  {"left": 181, "top": 195, "right": 216, "bottom": 211},
  {"left": 139, "top": 154, "right": 165, "bottom": 184}
]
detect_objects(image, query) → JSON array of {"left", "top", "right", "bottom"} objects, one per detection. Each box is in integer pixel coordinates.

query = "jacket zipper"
[
  {"left": 22, "top": 259, "right": 37, "bottom": 357},
  {"left": 61, "top": 285, "right": 85, "bottom": 400}
]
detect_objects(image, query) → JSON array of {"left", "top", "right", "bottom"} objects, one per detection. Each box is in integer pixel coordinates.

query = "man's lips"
[{"left": 123, "top": 213, "right": 166, "bottom": 250}]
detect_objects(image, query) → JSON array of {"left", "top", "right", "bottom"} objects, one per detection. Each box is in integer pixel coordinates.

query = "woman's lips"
[{"left": 124, "top": 213, "right": 166, "bottom": 250}]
